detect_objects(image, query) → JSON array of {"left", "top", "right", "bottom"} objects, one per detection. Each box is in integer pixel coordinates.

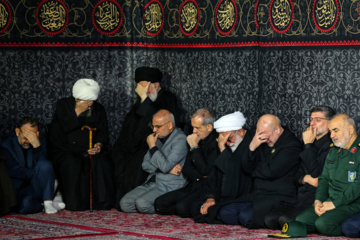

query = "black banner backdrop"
[{"left": 1, "top": 0, "right": 360, "bottom": 145}]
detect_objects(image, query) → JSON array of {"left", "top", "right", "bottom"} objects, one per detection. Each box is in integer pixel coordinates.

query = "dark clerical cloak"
[
  {"left": 49, "top": 97, "right": 114, "bottom": 211},
  {"left": 111, "top": 89, "right": 181, "bottom": 206},
  {"left": 242, "top": 128, "right": 302, "bottom": 228},
  {"left": 193, "top": 130, "right": 254, "bottom": 224},
  {"left": 0, "top": 151, "right": 17, "bottom": 216}
]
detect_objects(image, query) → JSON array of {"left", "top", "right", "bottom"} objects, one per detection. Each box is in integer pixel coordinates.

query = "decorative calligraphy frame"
[
  {"left": 179, "top": 0, "right": 200, "bottom": 37},
  {"left": 269, "top": 0, "right": 294, "bottom": 34},
  {"left": 92, "top": 0, "right": 124, "bottom": 36},
  {"left": 0, "top": 0, "right": 12, "bottom": 34},
  {"left": 144, "top": 0, "right": 164, "bottom": 36},
  {"left": 36, "top": 0, "right": 68, "bottom": 36},
  {"left": 214, "top": 0, "right": 238, "bottom": 36},
  {"left": 312, "top": 0, "right": 339, "bottom": 33}
]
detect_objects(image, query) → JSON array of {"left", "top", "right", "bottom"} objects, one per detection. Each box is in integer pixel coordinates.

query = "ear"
[
  {"left": 15, "top": 128, "right": 20, "bottom": 136},
  {"left": 349, "top": 124, "right": 355, "bottom": 135},
  {"left": 206, "top": 124, "right": 213, "bottom": 132},
  {"left": 168, "top": 121, "right": 174, "bottom": 130}
]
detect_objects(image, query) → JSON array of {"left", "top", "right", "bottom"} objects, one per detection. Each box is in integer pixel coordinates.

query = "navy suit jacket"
[{"left": 0, "top": 134, "right": 47, "bottom": 191}]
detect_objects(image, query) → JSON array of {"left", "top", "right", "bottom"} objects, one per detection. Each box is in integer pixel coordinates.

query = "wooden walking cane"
[{"left": 81, "top": 125, "right": 97, "bottom": 212}]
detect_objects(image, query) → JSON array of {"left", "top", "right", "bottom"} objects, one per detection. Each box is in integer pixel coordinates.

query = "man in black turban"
[{"left": 111, "top": 67, "right": 182, "bottom": 209}]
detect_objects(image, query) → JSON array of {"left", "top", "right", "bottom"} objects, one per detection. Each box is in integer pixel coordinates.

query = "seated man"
[
  {"left": 191, "top": 111, "right": 254, "bottom": 224},
  {"left": 0, "top": 117, "right": 63, "bottom": 214},
  {"left": 296, "top": 114, "right": 360, "bottom": 236},
  {"left": 111, "top": 67, "right": 182, "bottom": 207},
  {"left": 154, "top": 108, "right": 219, "bottom": 218},
  {"left": 49, "top": 78, "right": 114, "bottom": 211},
  {"left": 219, "top": 114, "right": 302, "bottom": 228},
  {"left": 120, "top": 109, "right": 187, "bottom": 214},
  {"left": 265, "top": 106, "right": 335, "bottom": 229}
]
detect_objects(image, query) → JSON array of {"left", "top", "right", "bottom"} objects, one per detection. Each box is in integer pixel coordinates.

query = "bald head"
[
  {"left": 329, "top": 114, "right": 357, "bottom": 149},
  {"left": 152, "top": 109, "right": 175, "bottom": 138},
  {"left": 256, "top": 114, "right": 284, "bottom": 147}
]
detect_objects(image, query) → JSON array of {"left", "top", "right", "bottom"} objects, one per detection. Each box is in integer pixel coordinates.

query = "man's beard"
[
  {"left": 229, "top": 135, "right": 244, "bottom": 152},
  {"left": 148, "top": 85, "right": 158, "bottom": 102}
]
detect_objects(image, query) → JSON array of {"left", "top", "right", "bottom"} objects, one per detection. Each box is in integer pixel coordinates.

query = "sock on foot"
[
  {"left": 44, "top": 200, "right": 58, "bottom": 214},
  {"left": 53, "top": 194, "right": 66, "bottom": 210}
]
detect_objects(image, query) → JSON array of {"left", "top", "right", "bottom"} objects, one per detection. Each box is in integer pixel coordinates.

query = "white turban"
[
  {"left": 214, "top": 111, "right": 246, "bottom": 133},
  {"left": 72, "top": 79, "right": 100, "bottom": 101}
]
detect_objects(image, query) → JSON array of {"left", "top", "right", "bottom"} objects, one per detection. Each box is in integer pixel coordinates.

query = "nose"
[
  {"left": 330, "top": 131, "right": 335, "bottom": 139},
  {"left": 193, "top": 128, "right": 198, "bottom": 133}
]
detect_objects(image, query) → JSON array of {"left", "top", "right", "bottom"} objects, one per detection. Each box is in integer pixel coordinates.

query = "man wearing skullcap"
[
  {"left": 49, "top": 78, "right": 114, "bottom": 211},
  {"left": 219, "top": 114, "right": 302, "bottom": 228},
  {"left": 191, "top": 111, "right": 254, "bottom": 224},
  {"left": 111, "top": 67, "right": 182, "bottom": 208}
]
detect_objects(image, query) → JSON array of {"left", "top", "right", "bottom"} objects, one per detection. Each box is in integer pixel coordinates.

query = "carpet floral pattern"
[{"left": 0, "top": 209, "right": 349, "bottom": 240}]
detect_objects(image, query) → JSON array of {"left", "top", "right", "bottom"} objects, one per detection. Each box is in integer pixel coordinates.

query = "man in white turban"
[
  {"left": 192, "top": 111, "right": 254, "bottom": 224},
  {"left": 48, "top": 78, "right": 115, "bottom": 211},
  {"left": 219, "top": 114, "right": 302, "bottom": 229}
]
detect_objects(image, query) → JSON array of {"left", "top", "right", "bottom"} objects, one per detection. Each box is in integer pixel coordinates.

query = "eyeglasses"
[
  {"left": 150, "top": 121, "right": 169, "bottom": 130},
  {"left": 309, "top": 117, "right": 328, "bottom": 122}
]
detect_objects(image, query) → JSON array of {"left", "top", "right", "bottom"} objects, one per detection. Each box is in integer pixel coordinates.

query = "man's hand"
[
  {"left": 187, "top": 133, "right": 200, "bottom": 148},
  {"left": 135, "top": 82, "right": 150, "bottom": 102},
  {"left": 200, "top": 198, "right": 216, "bottom": 215},
  {"left": 314, "top": 200, "right": 325, "bottom": 216},
  {"left": 302, "top": 175, "right": 318, "bottom": 187},
  {"left": 147, "top": 133, "right": 159, "bottom": 148},
  {"left": 75, "top": 100, "right": 92, "bottom": 117},
  {"left": 303, "top": 126, "right": 317, "bottom": 144},
  {"left": 320, "top": 201, "right": 335, "bottom": 213},
  {"left": 22, "top": 129, "right": 41, "bottom": 148},
  {"left": 88, "top": 142, "right": 103, "bottom": 155},
  {"left": 217, "top": 132, "right": 231, "bottom": 152},
  {"left": 169, "top": 164, "right": 182, "bottom": 176},
  {"left": 249, "top": 130, "right": 268, "bottom": 151}
]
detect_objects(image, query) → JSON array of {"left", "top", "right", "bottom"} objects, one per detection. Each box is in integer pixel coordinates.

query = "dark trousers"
[
  {"left": 264, "top": 202, "right": 303, "bottom": 230},
  {"left": 342, "top": 212, "right": 360, "bottom": 238},
  {"left": 17, "top": 159, "right": 55, "bottom": 214},
  {"left": 296, "top": 204, "right": 360, "bottom": 236},
  {"left": 155, "top": 183, "right": 203, "bottom": 218},
  {"left": 218, "top": 202, "right": 253, "bottom": 228}
]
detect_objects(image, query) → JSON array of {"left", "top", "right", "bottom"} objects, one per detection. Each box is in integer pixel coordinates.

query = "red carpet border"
[{"left": 0, "top": 209, "right": 350, "bottom": 239}]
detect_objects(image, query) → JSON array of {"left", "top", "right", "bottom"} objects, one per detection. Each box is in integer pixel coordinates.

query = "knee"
[
  {"left": 35, "top": 159, "right": 54, "bottom": 175},
  {"left": 315, "top": 217, "right": 338, "bottom": 236},
  {"left": 342, "top": 217, "right": 360, "bottom": 238},
  {"left": 219, "top": 204, "right": 239, "bottom": 225},
  {"left": 120, "top": 195, "right": 134, "bottom": 213},
  {"left": 176, "top": 201, "right": 191, "bottom": 218},
  {"left": 135, "top": 198, "right": 154, "bottom": 214},
  {"left": 264, "top": 213, "right": 280, "bottom": 230}
]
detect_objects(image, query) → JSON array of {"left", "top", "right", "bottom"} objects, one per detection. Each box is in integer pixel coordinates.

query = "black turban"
[{"left": 135, "top": 67, "right": 163, "bottom": 83}]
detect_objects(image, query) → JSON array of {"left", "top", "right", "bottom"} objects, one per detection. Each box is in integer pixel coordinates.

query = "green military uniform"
[{"left": 296, "top": 136, "right": 360, "bottom": 236}]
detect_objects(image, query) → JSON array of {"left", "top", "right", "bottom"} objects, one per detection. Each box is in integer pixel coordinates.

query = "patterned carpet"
[{"left": 0, "top": 209, "right": 350, "bottom": 240}]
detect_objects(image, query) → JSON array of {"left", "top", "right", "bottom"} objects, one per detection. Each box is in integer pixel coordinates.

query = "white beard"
[
  {"left": 148, "top": 85, "right": 158, "bottom": 102},
  {"left": 229, "top": 135, "right": 244, "bottom": 152}
]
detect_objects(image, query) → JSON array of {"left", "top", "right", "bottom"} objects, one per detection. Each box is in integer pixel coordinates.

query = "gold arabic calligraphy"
[
  {"left": 0, "top": 3, "right": 9, "bottom": 29},
  {"left": 95, "top": 2, "right": 120, "bottom": 31},
  {"left": 315, "top": 0, "right": 336, "bottom": 28},
  {"left": 217, "top": 0, "right": 235, "bottom": 31},
  {"left": 181, "top": 2, "right": 198, "bottom": 33},
  {"left": 145, "top": 3, "right": 162, "bottom": 32},
  {"left": 39, "top": 1, "right": 66, "bottom": 32},
  {"left": 271, "top": 0, "right": 291, "bottom": 29}
]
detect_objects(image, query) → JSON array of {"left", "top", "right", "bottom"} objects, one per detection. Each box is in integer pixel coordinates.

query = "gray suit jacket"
[{"left": 142, "top": 128, "right": 188, "bottom": 195}]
